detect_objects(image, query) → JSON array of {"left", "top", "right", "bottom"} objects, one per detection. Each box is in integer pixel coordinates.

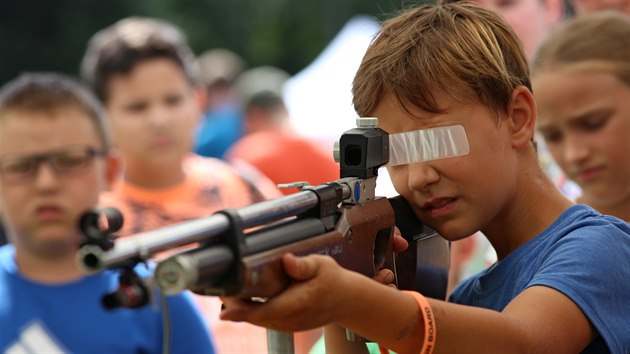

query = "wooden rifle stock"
[
  {"left": 156, "top": 195, "right": 449, "bottom": 301},
  {"left": 189, "top": 197, "right": 396, "bottom": 298}
]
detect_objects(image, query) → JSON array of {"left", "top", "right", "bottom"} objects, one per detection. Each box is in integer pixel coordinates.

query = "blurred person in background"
[
  {"left": 194, "top": 48, "right": 247, "bottom": 158},
  {"left": 468, "top": 0, "right": 563, "bottom": 60},
  {"left": 0, "top": 72, "right": 215, "bottom": 354},
  {"left": 80, "top": 17, "right": 280, "bottom": 236},
  {"left": 80, "top": 16, "right": 282, "bottom": 353},
  {"left": 0, "top": 222, "right": 6, "bottom": 246},
  {"left": 570, "top": 0, "right": 630, "bottom": 15},
  {"left": 532, "top": 11, "right": 630, "bottom": 222},
  {"left": 225, "top": 66, "right": 339, "bottom": 196}
]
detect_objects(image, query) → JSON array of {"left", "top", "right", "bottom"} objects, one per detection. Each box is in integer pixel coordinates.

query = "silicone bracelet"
[
  {"left": 405, "top": 291, "right": 436, "bottom": 354},
  {"left": 378, "top": 291, "right": 436, "bottom": 354}
]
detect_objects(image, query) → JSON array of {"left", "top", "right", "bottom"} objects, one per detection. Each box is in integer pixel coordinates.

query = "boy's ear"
[
  {"left": 193, "top": 85, "right": 208, "bottom": 124},
  {"left": 507, "top": 86, "right": 537, "bottom": 148},
  {"left": 104, "top": 150, "right": 123, "bottom": 190}
]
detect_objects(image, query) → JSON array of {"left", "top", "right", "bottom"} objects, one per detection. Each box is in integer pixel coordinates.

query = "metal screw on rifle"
[
  {"left": 277, "top": 181, "right": 311, "bottom": 190},
  {"left": 333, "top": 140, "right": 340, "bottom": 163}
]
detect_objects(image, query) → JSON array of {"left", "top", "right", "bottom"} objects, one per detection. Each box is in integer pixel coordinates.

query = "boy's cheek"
[{"left": 386, "top": 166, "right": 408, "bottom": 192}]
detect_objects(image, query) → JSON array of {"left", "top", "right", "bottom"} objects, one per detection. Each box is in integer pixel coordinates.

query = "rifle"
[{"left": 77, "top": 117, "right": 450, "bottom": 352}]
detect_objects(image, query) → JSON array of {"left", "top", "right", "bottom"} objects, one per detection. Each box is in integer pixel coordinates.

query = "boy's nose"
[
  {"left": 407, "top": 163, "right": 440, "bottom": 191},
  {"left": 563, "top": 135, "right": 590, "bottom": 164},
  {"left": 148, "top": 105, "right": 171, "bottom": 126},
  {"left": 34, "top": 162, "right": 61, "bottom": 190}
]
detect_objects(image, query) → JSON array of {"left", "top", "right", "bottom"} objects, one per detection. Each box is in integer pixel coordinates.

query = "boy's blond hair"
[
  {"left": 532, "top": 11, "right": 630, "bottom": 86},
  {"left": 353, "top": 1, "right": 530, "bottom": 120},
  {"left": 0, "top": 72, "right": 112, "bottom": 149}
]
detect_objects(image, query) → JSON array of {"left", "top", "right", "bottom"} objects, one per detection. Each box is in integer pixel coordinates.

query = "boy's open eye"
[
  {"left": 540, "top": 128, "right": 563, "bottom": 144},
  {"left": 577, "top": 114, "right": 610, "bottom": 132},
  {"left": 53, "top": 152, "right": 90, "bottom": 170},
  {"left": 164, "top": 93, "right": 184, "bottom": 106},
  {"left": 1, "top": 159, "right": 35, "bottom": 175},
  {"left": 124, "top": 101, "right": 148, "bottom": 113}
]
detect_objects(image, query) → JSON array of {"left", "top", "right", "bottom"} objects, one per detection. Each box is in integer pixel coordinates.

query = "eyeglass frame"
[{"left": 0, "top": 145, "right": 108, "bottom": 185}]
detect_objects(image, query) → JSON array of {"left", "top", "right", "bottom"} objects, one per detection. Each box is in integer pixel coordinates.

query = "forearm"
[
  {"left": 332, "top": 271, "right": 424, "bottom": 353},
  {"left": 335, "top": 284, "right": 593, "bottom": 354},
  {"left": 336, "top": 288, "right": 522, "bottom": 354},
  {"left": 221, "top": 256, "right": 595, "bottom": 354}
]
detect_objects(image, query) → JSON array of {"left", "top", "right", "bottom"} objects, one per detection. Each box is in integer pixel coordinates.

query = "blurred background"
[{"left": 0, "top": 0, "right": 434, "bottom": 84}]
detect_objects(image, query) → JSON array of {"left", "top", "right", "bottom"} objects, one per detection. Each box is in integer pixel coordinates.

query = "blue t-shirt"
[
  {"left": 0, "top": 245, "right": 215, "bottom": 354},
  {"left": 450, "top": 204, "right": 630, "bottom": 354},
  {"left": 194, "top": 103, "right": 243, "bottom": 158}
]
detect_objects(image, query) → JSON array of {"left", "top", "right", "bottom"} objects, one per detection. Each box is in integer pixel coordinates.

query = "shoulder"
[
  {"left": 185, "top": 153, "right": 281, "bottom": 201},
  {"left": 184, "top": 154, "right": 251, "bottom": 192},
  {"left": 536, "top": 205, "right": 630, "bottom": 273},
  {"left": 184, "top": 154, "right": 237, "bottom": 176},
  {"left": 184, "top": 154, "right": 257, "bottom": 186},
  {"left": 547, "top": 204, "right": 629, "bottom": 242},
  {"left": 528, "top": 206, "right": 630, "bottom": 353}
]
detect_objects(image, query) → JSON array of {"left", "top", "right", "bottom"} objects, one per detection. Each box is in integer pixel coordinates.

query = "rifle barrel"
[{"left": 78, "top": 183, "right": 351, "bottom": 274}]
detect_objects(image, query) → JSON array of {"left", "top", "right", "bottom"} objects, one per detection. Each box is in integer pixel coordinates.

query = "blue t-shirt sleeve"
[
  {"left": 527, "top": 222, "right": 630, "bottom": 354},
  {"left": 166, "top": 291, "right": 215, "bottom": 354}
]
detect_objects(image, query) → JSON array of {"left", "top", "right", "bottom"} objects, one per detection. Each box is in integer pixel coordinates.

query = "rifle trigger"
[{"left": 337, "top": 213, "right": 352, "bottom": 240}]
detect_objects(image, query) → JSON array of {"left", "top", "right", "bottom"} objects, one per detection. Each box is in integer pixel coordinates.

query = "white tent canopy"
[
  {"left": 283, "top": 15, "right": 380, "bottom": 143},
  {"left": 283, "top": 16, "right": 398, "bottom": 197}
]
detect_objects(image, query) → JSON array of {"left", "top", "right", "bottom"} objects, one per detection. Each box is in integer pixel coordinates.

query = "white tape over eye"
[{"left": 387, "top": 125, "right": 470, "bottom": 166}]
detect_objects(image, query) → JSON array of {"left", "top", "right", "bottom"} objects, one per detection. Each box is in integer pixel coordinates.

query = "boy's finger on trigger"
[{"left": 393, "top": 234, "right": 409, "bottom": 253}]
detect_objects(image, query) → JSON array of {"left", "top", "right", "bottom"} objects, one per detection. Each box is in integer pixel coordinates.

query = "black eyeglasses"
[{"left": 0, "top": 146, "right": 107, "bottom": 184}]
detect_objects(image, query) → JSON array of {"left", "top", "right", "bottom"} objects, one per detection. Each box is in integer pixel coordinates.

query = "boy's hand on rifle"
[
  {"left": 220, "top": 253, "right": 364, "bottom": 332},
  {"left": 392, "top": 226, "right": 408, "bottom": 253},
  {"left": 374, "top": 227, "right": 407, "bottom": 288},
  {"left": 219, "top": 228, "right": 408, "bottom": 332}
]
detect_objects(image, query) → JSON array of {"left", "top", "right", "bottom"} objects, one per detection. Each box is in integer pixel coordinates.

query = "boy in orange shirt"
[
  {"left": 80, "top": 17, "right": 280, "bottom": 236},
  {"left": 79, "top": 17, "right": 293, "bottom": 353}
]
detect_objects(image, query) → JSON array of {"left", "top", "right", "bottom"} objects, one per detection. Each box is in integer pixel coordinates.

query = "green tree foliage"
[
  {"left": 0, "top": 0, "right": 151, "bottom": 84},
  {"left": 0, "top": 0, "right": 431, "bottom": 84}
]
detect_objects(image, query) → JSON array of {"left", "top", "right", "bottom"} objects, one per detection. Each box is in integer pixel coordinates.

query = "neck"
[
  {"left": 577, "top": 195, "right": 630, "bottom": 222},
  {"left": 483, "top": 162, "right": 574, "bottom": 260},
  {"left": 123, "top": 162, "right": 186, "bottom": 189},
  {"left": 15, "top": 247, "right": 83, "bottom": 284}
]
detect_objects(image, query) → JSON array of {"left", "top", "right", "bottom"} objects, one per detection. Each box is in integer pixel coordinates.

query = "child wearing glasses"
[{"left": 0, "top": 72, "right": 215, "bottom": 353}]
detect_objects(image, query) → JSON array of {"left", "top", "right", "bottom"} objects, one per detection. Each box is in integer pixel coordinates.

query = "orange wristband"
[
  {"left": 377, "top": 291, "right": 436, "bottom": 354},
  {"left": 405, "top": 290, "right": 436, "bottom": 354}
]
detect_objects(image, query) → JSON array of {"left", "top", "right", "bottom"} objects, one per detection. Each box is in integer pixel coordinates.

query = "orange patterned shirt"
[
  {"left": 100, "top": 154, "right": 281, "bottom": 236},
  {"left": 99, "top": 154, "right": 283, "bottom": 353}
]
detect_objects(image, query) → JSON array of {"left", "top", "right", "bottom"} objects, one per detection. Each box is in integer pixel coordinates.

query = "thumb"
[{"left": 282, "top": 253, "right": 320, "bottom": 281}]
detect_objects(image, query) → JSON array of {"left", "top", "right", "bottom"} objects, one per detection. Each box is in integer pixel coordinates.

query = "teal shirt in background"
[{"left": 309, "top": 336, "right": 388, "bottom": 354}]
